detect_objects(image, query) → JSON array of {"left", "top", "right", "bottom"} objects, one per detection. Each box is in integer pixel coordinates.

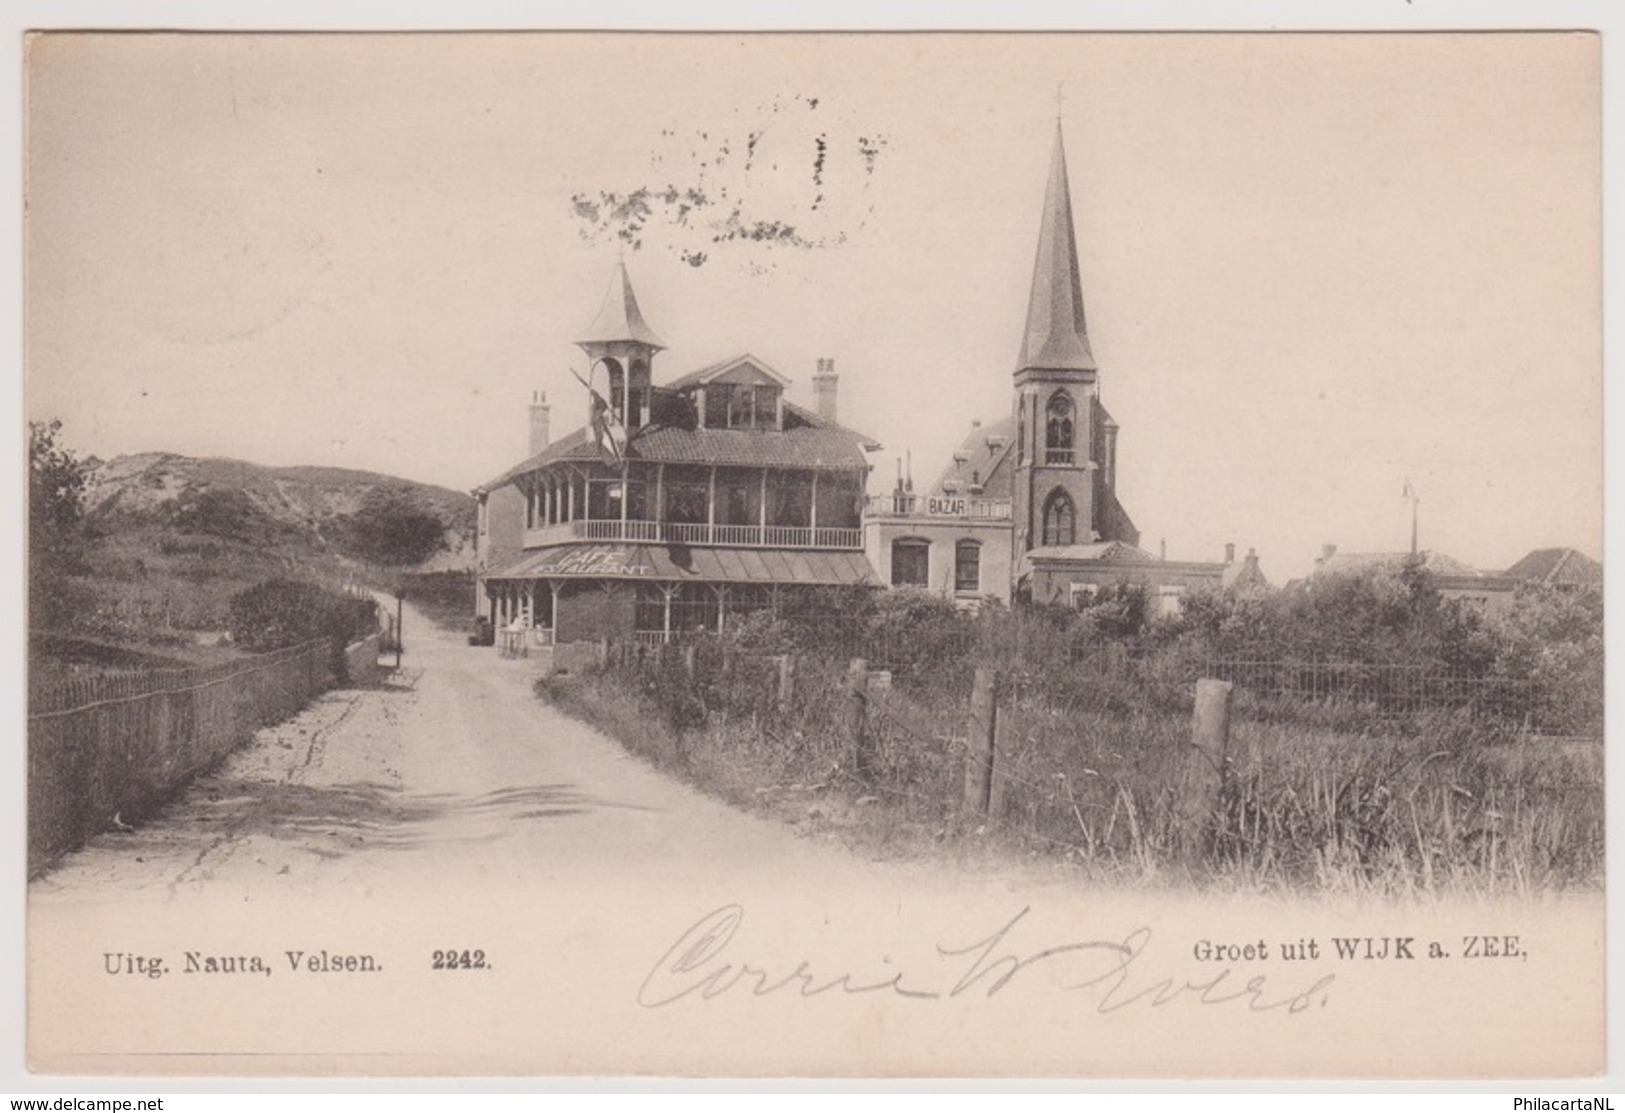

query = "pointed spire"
[
  {"left": 576, "top": 262, "right": 666, "bottom": 350},
  {"left": 1018, "top": 122, "right": 1096, "bottom": 373}
]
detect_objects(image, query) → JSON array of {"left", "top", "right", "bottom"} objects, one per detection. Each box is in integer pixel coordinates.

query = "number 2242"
[{"left": 432, "top": 949, "right": 487, "bottom": 970}]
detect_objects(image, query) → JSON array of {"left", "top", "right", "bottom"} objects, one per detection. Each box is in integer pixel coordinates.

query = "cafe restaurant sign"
[{"left": 534, "top": 545, "right": 655, "bottom": 577}]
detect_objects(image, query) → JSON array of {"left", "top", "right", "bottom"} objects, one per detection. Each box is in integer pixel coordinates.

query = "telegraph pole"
[{"left": 394, "top": 586, "right": 405, "bottom": 669}]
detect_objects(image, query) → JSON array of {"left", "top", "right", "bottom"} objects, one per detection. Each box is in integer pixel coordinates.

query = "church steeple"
[
  {"left": 1008, "top": 117, "right": 1135, "bottom": 565},
  {"left": 1017, "top": 121, "right": 1096, "bottom": 373}
]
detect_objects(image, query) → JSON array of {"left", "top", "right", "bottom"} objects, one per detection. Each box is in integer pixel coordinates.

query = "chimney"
[
  {"left": 1159, "top": 538, "right": 1167, "bottom": 561},
  {"left": 1224, "top": 542, "right": 1236, "bottom": 564},
  {"left": 529, "top": 390, "right": 551, "bottom": 455},
  {"left": 1320, "top": 543, "right": 1337, "bottom": 564},
  {"left": 813, "top": 357, "right": 839, "bottom": 423}
]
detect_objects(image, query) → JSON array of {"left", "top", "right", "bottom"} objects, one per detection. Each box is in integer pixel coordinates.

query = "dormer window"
[
  {"left": 728, "top": 385, "right": 779, "bottom": 430},
  {"left": 700, "top": 382, "right": 781, "bottom": 430}
]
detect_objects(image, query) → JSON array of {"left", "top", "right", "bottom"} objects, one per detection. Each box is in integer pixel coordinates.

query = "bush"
[
  {"left": 860, "top": 587, "right": 962, "bottom": 672},
  {"left": 338, "top": 487, "right": 447, "bottom": 567},
  {"left": 228, "top": 579, "right": 378, "bottom": 655},
  {"left": 29, "top": 420, "right": 93, "bottom": 630},
  {"left": 169, "top": 488, "right": 280, "bottom": 543}
]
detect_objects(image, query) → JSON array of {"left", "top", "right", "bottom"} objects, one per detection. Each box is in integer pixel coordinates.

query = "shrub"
[
  {"left": 228, "top": 579, "right": 377, "bottom": 655},
  {"left": 29, "top": 420, "right": 93, "bottom": 629},
  {"left": 169, "top": 488, "right": 279, "bottom": 543},
  {"left": 338, "top": 487, "right": 447, "bottom": 567},
  {"left": 862, "top": 587, "right": 974, "bottom": 685}
]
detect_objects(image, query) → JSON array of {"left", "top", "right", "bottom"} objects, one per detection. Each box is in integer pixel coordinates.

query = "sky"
[{"left": 24, "top": 31, "right": 1601, "bottom": 581}]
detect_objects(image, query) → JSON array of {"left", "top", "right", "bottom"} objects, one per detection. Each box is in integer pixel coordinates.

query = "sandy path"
[{"left": 30, "top": 602, "right": 859, "bottom": 904}]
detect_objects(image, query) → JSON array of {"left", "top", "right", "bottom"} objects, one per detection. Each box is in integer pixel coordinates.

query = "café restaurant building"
[{"left": 473, "top": 265, "right": 885, "bottom": 650}]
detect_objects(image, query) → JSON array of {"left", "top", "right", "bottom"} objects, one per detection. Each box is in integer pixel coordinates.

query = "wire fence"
[
  {"left": 28, "top": 637, "right": 338, "bottom": 877},
  {"left": 590, "top": 637, "right": 1603, "bottom": 891}
]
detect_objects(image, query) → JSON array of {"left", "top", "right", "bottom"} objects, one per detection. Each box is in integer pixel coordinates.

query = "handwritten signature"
[{"left": 637, "top": 904, "right": 1334, "bottom": 1013}]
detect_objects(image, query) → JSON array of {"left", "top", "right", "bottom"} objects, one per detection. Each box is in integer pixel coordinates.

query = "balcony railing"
[
  {"left": 864, "top": 494, "right": 1013, "bottom": 520},
  {"left": 523, "top": 519, "right": 864, "bottom": 550}
]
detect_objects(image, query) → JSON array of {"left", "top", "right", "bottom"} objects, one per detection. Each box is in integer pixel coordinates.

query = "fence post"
[
  {"left": 682, "top": 645, "right": 697, "bottom": 680},
  {"left": 845, "top": 657, "right": 869, "bottom": 780},
  {"left": 963, "top": 667, "right": 998, "bottom": 815},
  {"left": 989, "top": 682, "right": 1010, "bottom": 820},
  {"left": 776, "top": 654, "right": 796, "bottom": 715},
  {"left": 1176, "top": 678, "right": 1233, "bottom": 866}
]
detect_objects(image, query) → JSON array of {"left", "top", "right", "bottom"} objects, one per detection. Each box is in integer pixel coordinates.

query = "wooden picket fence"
[{"left": 27, "top": 638, "right": 337, "bottom": 877}]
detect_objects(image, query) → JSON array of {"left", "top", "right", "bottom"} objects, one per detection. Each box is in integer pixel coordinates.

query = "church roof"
[
  {"left": 576, "top": 263, "right": 667, "bottom": 349},
  {"left": 1018, "top": 122, "right": 1097, "bottom": 373}
]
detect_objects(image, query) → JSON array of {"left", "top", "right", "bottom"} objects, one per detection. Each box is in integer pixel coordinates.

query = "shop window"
[
  {"left": 891, "top": 539, "right": 930, "bottom": 588},
  {"left": 955, "top": 540, "right": 982, "bottom": 594}
]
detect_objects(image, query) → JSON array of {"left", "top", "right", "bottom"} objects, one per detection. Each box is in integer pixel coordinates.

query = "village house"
[
  {"left": 1501, "top": 547, "right": 1603, "bottom": 592},
  {"left": 1306, "top": 545, "right": 1522, "bottom": 618}
]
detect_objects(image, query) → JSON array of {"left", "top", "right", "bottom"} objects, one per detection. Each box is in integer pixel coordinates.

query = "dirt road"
[
  {"left": 30, "top": 603, "right": 880, "bottom": 904},
  {"left": 26, "top": 605, "right": 1605, "bottom": 1078}
]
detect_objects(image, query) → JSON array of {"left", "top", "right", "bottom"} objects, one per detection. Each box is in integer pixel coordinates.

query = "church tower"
[
  {"left": 1011, "top": 121, "right": 1137, "bottom": 563},
  {"left": 576, "top": 262, "right": 666, "bottom": 434}
]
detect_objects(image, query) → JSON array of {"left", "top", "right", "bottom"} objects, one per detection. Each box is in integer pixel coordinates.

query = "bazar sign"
[
  {"left": 927, "top": 497, "right": 967, "bottom": 516},
  {"left": 536, "top": 545, "right": 655, "bottom": 577}
]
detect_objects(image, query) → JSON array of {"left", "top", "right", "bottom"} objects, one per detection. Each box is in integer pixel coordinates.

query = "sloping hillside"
[
  {"left": 85, "top": 453, "right": 474, "bottom": 563},
  {"left": 35, "top": 453, "right": 475, "bottom": 659}
]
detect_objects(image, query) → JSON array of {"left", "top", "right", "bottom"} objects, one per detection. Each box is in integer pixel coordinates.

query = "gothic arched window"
[
  {"left": 1045, "top": 391, "right": 1075, "bottom": 465},
  {"left": 1042, "top": 488, "right": 1076, "bottom": 547}
]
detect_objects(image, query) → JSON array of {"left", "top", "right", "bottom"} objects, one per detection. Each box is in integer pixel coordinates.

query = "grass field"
[{"left": 538, "top": 656, "right": 1603, "bottom": 897}]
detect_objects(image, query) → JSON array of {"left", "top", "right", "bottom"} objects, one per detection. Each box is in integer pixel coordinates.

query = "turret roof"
[{"left": 576, "top": 263, "right": 667, "bottom": 350}]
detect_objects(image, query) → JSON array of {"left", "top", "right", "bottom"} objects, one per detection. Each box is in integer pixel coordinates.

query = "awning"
[{"left": 484, "top": 543, "right": 880, "bottom": 587}]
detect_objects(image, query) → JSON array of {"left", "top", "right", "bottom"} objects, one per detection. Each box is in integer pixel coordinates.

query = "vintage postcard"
[{"left": 21, "top": 31, "right": 1604, "bottom": 1079}]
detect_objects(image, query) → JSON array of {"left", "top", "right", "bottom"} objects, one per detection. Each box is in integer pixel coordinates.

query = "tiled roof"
[
  {"left": 664, "top": 353, "right": 790, "bottom": 390},
  {"left": 1221, "top": 553, "right": 1269, "bottom": 590},
  {"left": 927, "top": 416, "right": 1017, "bottom": 502},
  {"left": 484, "top": 542, "right": 880, "bottom": 586},
  {"left": 1028, "top": 540, "right": 1158, "bottom": 564},
  {"left": 479, "top": 419, "right": 876, "bottom": 492},
  {"left": 1503, "top": 547, "right": 1602, "bottom": 586},
  {"left": 1317, "top": 551, "right": 1483, "bottom": 579}
]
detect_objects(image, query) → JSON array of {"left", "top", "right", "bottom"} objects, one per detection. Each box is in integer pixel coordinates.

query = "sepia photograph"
[{"left": 19, "top": 28, "right": 1606, "bottom": 1080}]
